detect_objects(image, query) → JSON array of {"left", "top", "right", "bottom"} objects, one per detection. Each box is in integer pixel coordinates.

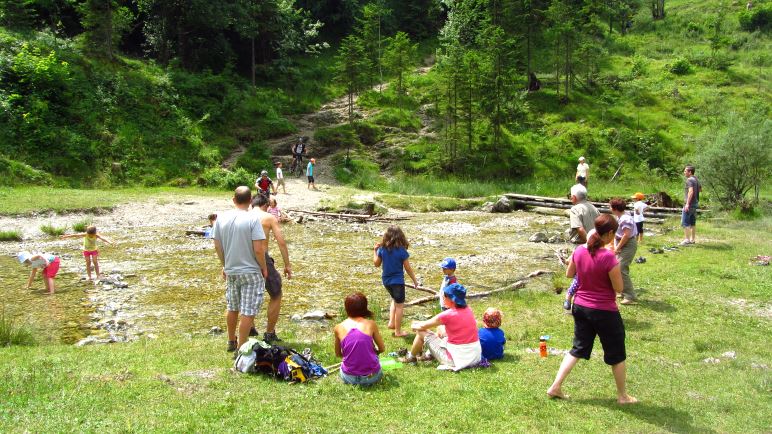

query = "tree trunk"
[
  {"left": 251, "top": 37, "right": 256, "bottom": 87},
  {"left": 106, "top": 1, "right": 113, "bottom": 60}
]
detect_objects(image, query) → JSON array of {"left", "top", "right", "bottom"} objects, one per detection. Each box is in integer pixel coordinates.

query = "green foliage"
[
  {"left": 371, "top": 108, "right": 421, "bottom": 131},
  {"left": 353, "top": 121, "right": 384, "bottom": 145},
  {"left": 695, "top": 110, "right": 771, "bottom": 208},
  {"left": 235, "top": 143, "right": 272, "bottom": 175},
  {"left": 72, "top": 218, "right": 92, "bottom": 233},
  {"left": 314, "top": 124, "right": 360, "bottom": 150},
  {"left": 0, "top": 308, "right": 35, "bottom": 347},
  {"left": 331, "top": 152, "right": 385, "bottom": 190},
  {"left": 383, "top": 31, "right": 418, "bottom": 101},
  {"left": 197, "top": 167, "right": 255, "bottom": 190},
  {"left": 0, "top": 155, "right": 52, "bottom": 186},
  {"left": 0, "top": 230, "right": 22, "bottom": 241},
  {"left": 739, "top": 4, "right": 772, "bottom": 32},
  {"left": 376, "top": 194, "right": 483, "bottom": 212},
  {"left": 39, "top": 223, "right": 65, "bottom": 237},
  {"left": 668, "top": 56, "right": 692, "bottom": 74},
  {"left": 336, "top": 34, "right": 371, "bottom": 123}
]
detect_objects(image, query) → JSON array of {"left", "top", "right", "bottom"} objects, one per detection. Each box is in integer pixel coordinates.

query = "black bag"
[{"left": 253, "top": 342, "right": 293, "bottom": 376}]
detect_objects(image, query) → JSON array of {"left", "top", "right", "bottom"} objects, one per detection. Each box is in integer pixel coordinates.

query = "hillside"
[{"left": 0, "top": 0, "right": 769, "bottom": 194}]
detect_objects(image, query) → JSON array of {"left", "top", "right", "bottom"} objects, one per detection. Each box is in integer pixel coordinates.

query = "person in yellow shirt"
[{"left": 61, "top": 225, "right": 113, "bottom": 282}]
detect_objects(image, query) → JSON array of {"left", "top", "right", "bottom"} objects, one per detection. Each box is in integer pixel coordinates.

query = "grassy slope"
[
  {"left": 1, "top": 216, "right": 770, "bottom": 432},
  {"left": 339, "top": 0, "right": 770, "bottom": 190}
]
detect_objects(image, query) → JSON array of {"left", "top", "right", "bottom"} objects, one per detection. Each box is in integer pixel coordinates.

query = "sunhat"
[
  {"left": 440, "top": 257, "right": 457, "bottom": 270},
  {"left": 443, "top": 283, "right": 468, "bottom": 308},
  {"left": 17, "top": 251, "right": 31, "bottom": 264},
  {"left": 578, "top": 156, "right": 585, "bottom": 161}
]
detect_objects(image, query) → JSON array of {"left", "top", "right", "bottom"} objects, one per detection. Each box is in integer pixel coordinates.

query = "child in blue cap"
[{"left": 438, "top": 257, "right": 458, "bottom": 311}]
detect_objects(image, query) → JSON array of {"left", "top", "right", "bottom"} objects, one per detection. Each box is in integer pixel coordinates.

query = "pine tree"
[{"left": 383, "top": 31, "right": 417, "bottom": 108}]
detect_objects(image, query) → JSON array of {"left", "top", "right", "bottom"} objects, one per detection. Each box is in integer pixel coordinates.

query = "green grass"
[
  {"left": 0, "top": 308, "right": 35, "bottom": 347},
  {"left": 0, "top": 230, "right": 22, "bottom": 242},
  {"left": 0, "top": 216, "right": 770, "bottom": 431},
  {"left": 39, "top": 224, "right": 67, "bottom": 237},
  {"left": 0, "top": 187, "right": 227, "bottom": 215},
  {"left": 71, "top": 219, "right": 93, "bottom": 233}
]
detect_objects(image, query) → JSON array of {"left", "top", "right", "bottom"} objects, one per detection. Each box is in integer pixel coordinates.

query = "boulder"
[
  {"left": 491, "top": 197, "right": 513, "bottom": 213},
  {"left": 547, "top": 235, "right": 565, "bottom": 243},
  {"left": 301, "top": 310, "right": 335, "bottom": 320},
  {"left": 529, "top": 232, "right": 548, "bottom": 243},
  {"left": 480, "top": 202, "right": 495, "bottom": 213}
]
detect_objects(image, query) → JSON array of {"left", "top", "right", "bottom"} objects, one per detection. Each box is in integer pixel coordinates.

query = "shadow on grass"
[
  {"left": 623, "top": 318, "right": 652, "bottom": 331},
  {"left": 697, "top": 243, "right": 733, "bottom": 251},
  {"left": 638, "top": 299, "right": 676, "bottom": 313},
  {"left": 578, "top": 398, "right": 718, "bottom": 434}
]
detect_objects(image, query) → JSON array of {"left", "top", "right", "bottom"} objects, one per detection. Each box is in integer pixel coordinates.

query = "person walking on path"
[
  {"left": 576, "top": 157, "right": 590, "bottom": 186},
  {"left": 609, "top": 198, "right": 638, "bottom": 305},
  {"left": 255, "top": 171, "right": 275, "bottom": 197},
  {"left": 569, "top": 184, "right": 599, "bottom": 244},
  {"left": 333, "top": 292, "right": 386, "bottom": 386},
  {"left": 274, "top": 162, "right": 286, "bottom": 194},
  {"left": 631, "top": 192, "right": 647, "bottom": 243},
  {"left": 251, "top": 194, "right": 292, "bottom": 343},
  {"left": 213, "top": 186, "right": 268, "bottom": 353},
  {"left": 547, "top": 214, "right": 637, "bottom": 405},
  {"left": 306, "top": 158, "right": 317, "bottom": 190},
  {"left": 681, "top": 165, "right": 701, "bottom": 245}
]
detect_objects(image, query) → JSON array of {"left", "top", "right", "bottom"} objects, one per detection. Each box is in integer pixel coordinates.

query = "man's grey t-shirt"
[
  {"left": 684, "top": 176, "right": 701, "bottom": 206},
  {"left": 212, "top": 209, "right": 266, "bottom": 275},
  {"left": 570, "top": 201, "right": 600, "bottom": 233}
]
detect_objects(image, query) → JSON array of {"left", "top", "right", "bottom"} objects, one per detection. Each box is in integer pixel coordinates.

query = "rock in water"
[
  {"left": 529, "top": 232, "right": 548, "bottom": 243},
  {"left": 491, "top": 197, "right": 512, "bottom": 213}
]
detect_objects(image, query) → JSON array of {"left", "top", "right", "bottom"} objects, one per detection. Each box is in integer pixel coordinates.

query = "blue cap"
[
  {"left": 443, "top": 283, "right": 467, "bottom": 307},
  {"left": 440, "top": 257, "right": 456, "bottom": 269}
]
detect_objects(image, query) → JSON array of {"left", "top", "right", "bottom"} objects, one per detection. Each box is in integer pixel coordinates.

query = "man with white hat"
[{"left": 576, "top": 157, "right": 589, "bottom": 186}]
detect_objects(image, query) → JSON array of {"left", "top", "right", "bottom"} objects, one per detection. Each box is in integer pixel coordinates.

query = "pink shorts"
[
  {"left": 43, "top": 257, "right": 61, "bottom": 278},
  {"left": 83, "top": 250, "right": 99, "bottom": 258}
]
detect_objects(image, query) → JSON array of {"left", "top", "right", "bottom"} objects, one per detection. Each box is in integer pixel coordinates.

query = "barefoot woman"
[{"left": 547, "top": 214, "right": 638, "bottom": 405}]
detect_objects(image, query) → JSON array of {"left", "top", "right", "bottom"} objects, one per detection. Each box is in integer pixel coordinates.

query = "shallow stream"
[{"left": 0, "top": 198, "right": 568, "bottom": 345}]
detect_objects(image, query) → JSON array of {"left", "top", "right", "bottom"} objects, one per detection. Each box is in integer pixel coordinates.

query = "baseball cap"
[
  {"left": 632, "top": 192, "right": 645, "bottom": 200},
  {"left": 439, "top": 257, "right": 456, "bottom": 270},
  {"left": 443, "top": 283, "right": 468, "bottom": 308}
]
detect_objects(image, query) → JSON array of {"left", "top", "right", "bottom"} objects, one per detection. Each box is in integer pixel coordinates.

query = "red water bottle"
[{"left": 539, "top": 335, "right": 549, "bottom": 358}]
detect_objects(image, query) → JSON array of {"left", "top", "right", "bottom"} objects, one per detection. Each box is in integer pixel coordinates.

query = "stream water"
[{"left": 0, "top": 198, "right": 567, "bottom": 345}]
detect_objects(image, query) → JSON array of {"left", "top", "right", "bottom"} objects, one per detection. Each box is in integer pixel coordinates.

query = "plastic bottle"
[{"left": 539, "top": 335, "right": 549, "bottom": 358}]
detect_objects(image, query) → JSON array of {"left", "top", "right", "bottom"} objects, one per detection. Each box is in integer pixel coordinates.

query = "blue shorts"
[
  {"left": 681, "top": 208, "right": 697, "bottom": 227},
  {"left": 339, "top": 368, "right": 383, "bottom": 386}
]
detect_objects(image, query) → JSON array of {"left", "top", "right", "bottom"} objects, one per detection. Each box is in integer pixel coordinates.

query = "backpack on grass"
[{"left": 234, "top": 339, "right": 327, "bottom": 383}]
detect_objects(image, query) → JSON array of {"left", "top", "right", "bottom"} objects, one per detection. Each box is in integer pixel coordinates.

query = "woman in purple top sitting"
[
  {"left": 547, "top": 214, "right": 638, "bottom": 405},
  {"left": 333, "top": 292, "right": 386, "bottom": 386}
]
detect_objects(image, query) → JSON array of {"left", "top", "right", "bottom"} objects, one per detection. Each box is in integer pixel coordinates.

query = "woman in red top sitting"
[{"left": 547, "top": 214, "right": 638, "bottom": 405}]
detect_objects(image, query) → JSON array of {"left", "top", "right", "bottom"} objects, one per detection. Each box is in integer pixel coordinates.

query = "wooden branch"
[
  {"left": 405, "top": 270, "right": 552, "bottom": 307},
  {"left": 503, "top": 193, "right": 696, "bottom": 214},
  {"left": 405, "top": 282, "right": 437, "bottom": 295}
]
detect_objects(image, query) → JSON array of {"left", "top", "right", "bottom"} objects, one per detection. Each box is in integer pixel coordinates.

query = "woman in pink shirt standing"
[
  {"left": 547, "top": 214, "right": 638, "bottom": 405},
  {"left": 400, "top": 283, "right": 481, "bottom": 371}
]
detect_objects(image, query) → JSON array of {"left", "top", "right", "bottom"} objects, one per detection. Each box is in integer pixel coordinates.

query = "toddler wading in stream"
[
  {"left": 373, "top": 225, "right": 419, "bottom": 337},
  {"left": 61, "top": 226, "right": 113, "bottom": 282}
]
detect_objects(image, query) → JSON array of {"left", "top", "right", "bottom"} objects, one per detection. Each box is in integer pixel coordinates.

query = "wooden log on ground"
[
  {"left": 185, "top": 230, "right": 205, "bottom": 236},
  {"left": 504, "top": 193, "right": 697, "bottom": 214},
  {"left": 405, "top": 270, "right": 552, "bottom": 307},
  {"left": 510, "top": 200, "right": 667, "bottom": 222},
  {"left": 405, "top": 282, "right": 437, "bottom": 295}
]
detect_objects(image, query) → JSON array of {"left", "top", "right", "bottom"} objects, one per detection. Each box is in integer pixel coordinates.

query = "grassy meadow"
[{"left": 1, "top": 214, "right": 770, "bottom": 432}]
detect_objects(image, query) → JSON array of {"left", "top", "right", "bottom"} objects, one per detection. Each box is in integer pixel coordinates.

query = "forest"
[{"left": 0, "top": 0, "right": 770, "bottom": 205}]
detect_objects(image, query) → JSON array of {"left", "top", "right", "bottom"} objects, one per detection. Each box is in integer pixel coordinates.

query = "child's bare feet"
[
  {"left": 617, "top": 394, "right": 638, "bottom": 405},
  {"left": 546, "top": 387, "right": 568, "bottom": 400},
  {"left": 387, "top": 323, "right": 395, "bottom": 329},
  {"left": 393, "top": 331, "right": 409, "bottom": 337}
]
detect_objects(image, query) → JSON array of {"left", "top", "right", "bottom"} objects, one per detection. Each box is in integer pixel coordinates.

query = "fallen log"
[
  {"left": 509, "top": 200, "right": 667, "bottom": 223},
  {"left": 405, "top": 282, "right": 437, "bottom": 295},
  {"left": 504, "top": 193, "right": 697, "bottom": 214},
  {"left": 405, "top": 270, "right": 552, "bottom": 307},
  {"left": 185, "top": 230, "right": 205, "bottom": 236}
]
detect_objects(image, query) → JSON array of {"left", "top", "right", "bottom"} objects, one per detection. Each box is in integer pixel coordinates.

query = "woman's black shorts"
[
  {"left": 569, "top": 304, "right": 626, "bottom": 365},
  {"left": 635, "top": 221, "right": 644, "bottom": 234},
  {"left": 384, "top": 284, "right": 406, "bottom": 304}
]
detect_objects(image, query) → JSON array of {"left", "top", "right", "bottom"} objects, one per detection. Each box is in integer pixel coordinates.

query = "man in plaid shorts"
[{"left": 213, "top": 186, "right": 268, "bottom": 353}]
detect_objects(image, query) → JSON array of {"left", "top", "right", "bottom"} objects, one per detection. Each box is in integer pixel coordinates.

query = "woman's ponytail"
[{"left": 587, "top": 214, "right": 619, "bottom": 255}]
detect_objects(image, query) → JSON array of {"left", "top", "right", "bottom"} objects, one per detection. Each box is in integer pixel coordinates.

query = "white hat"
[
  {"left": 17, "top": 251, "right": 31, "bottom": 264},
  {"left": 578, "top": 156, "right": 585, "bottom": 161}
]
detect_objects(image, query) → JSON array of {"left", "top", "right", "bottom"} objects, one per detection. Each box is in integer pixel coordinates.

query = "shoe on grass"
[
  {"left": 226, "top": 340, "right": 237, "bottom": 352},
  {"left": 263, "top": 332, "right": 282, "bottom": 343},
  {"left": 249, "top": 327, "right": 258, "bottom": 337},
  {"left": 397, "top": 354, "right": 417, "bottom": 364}
]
